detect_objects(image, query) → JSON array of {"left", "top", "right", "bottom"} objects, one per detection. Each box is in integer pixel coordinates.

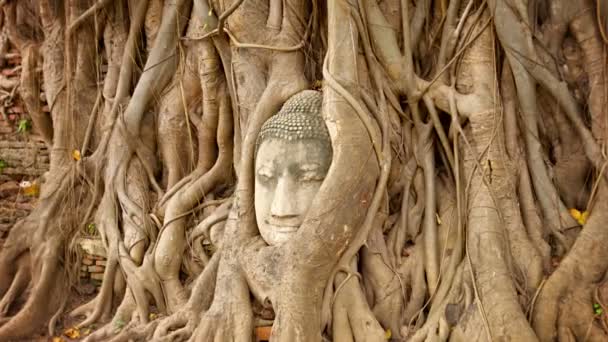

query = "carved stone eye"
[
  {"left": 299, "top": 171, "right": 323, "bottom": 183},
  {"left": 257, "top": 168, "right": 274, "bottom": 183}
]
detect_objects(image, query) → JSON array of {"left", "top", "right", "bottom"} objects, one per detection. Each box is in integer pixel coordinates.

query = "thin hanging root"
[
  {"left": 386, "top": 157, "right": 416, "bottom": 266},
  {"left": 20, "top": 44, "right": 53, "bottom": 145},
  {"left": 158, "top": 38, "right": 222, "bottom": 209},
  {"left": 67, "top": 0, "right": 112, "bottom": 34}
]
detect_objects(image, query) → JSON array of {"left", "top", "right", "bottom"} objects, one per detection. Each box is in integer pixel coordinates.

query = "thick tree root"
[
  {"left": 534, "top": 185, "right": 608, "bottom": 341},
  {"left": 0, "top": 248, "right": 65, "bottom": 340},
  {"left": 332, "top": 259, "right": 386, "bottom": 342}
]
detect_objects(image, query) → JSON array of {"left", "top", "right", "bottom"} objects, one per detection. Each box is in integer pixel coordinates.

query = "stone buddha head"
[{"left": 254, "top": 90, "right": 332, "bottom": 246}]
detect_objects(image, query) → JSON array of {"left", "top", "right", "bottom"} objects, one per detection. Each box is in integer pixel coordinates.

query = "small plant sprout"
[
  {"left": 86, "top": 223, "right": 96, "bottom": 235},
  {"left": 593, "top": 303, "right": 603, "bottom": 316},
  {"left": 16, "top": 118, "right": 31, "bottom": 134}
]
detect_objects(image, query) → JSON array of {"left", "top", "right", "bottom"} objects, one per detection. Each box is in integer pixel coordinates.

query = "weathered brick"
[
  {"left": 95, "top": 259, "right": 107, "bottom": 266},
  {"left": 82, "top": 257, "right": 94, "bottom": 266},
  {"left": 87, "top": 265, "right": 105, "bottom": 273},
  {"left": 78, "top": 238, "right": 107, "bottom": 258},
  {"left": 90, "top": 273, "right": 104, "bottom": 281},
  {"left": 15, "top": 202, "right": 34, "bottom": 210}
]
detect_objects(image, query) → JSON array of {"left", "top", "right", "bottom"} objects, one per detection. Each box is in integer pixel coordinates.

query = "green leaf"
[
  {"left": 86, "top": 223, "right": 96, "bottom": 235},
  {"left": 0, "top": 159, "right": 7, "bottom": 173},
  {"left": 16, "top": 119, "right": 31, "bottom": 134},
  {"left": 594, "top": 303, "right": 603, "bottom": 315}
]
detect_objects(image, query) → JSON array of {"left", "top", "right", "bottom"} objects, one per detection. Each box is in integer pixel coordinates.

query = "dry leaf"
[
  {"left": 63, "top": 327, "right": 80, "bottom": 339},
  {"left": 149, "top": 313, "right": 158, "bottom": 320},
  {"left": 385, "top": 328, "right": 392, "bottom": 340},
  {"left": 52, "top": 337, "right": 65, "bottom": 342},
  {"left": 72, "top": 149, "right": 81, "bottom": 161},
  {"left": 569, "top": 208, "right": 588, "bottom": 225},
  {"left": 580, "top": 211, "right": 589, "bottom": 225}
]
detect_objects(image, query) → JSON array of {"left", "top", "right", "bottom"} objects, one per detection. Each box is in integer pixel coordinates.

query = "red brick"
[{"left": 9, "top": 106, "right": 23, "bottom": 114}]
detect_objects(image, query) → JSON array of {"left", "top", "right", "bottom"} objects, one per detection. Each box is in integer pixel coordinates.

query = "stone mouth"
[{"left": 265, "top": 222, "right": 300, "bottom": 233}]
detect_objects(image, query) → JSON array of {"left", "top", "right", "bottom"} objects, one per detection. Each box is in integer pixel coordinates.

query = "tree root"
[
  {"left": 534, "top": 184, "right": 608, "bottom": 341},
  {"left": 332, "top": 258, "right": 385, "bottom": 342},
  {"left": 0, "top": 246, "right": 65, "bottom": 340},
  {"left": 409, "top": 263, "right": 468, "bottom": 342},
  {"left": 151, "top": 251, "right": 219, "bottom": 342},
  {"left": 0, "top": 252, "right": 30, "bottom": 317}
]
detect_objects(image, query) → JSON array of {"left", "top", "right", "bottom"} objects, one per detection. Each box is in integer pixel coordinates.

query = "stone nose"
[{"left": 270, "top": 176, "right": 299, "bottom": 220}]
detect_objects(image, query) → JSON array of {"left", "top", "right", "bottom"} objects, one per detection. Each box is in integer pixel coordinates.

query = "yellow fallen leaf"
[
  {"left": 149, "top": 312, "right": 158, "bottom": 320},
  {"left": 63, "top": 327, "right": 80, "bottom": 339},
  {"left": 579, "top": 211, "right": 589, "bottom": 225},
  {"left": 385, "top": 328, "right": 392, "bottom": 340},
  {"left": 82, "top": 327, "right": 92, "bottom": 336},
  {"left": 52, "top": 337, "right": 65, "bottom": 342},
  {"left": 569, "top": 208, "right": 588, "bottom": 225},
  {"left": 72, "top": 149, "right": 81, "bottom": 161}
]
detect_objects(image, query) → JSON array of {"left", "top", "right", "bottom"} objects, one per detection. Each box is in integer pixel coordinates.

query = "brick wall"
[
  {"left": 0, "top": 51, "right": 50, "bottom": 240},
  {"left": 78, "top": 238, "right": 107, "bottom": 289},
  {"left": 0, "top": 50, "right": 108, "bottom": 293}
]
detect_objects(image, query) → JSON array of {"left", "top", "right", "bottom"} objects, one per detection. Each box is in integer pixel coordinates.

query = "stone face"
[
  {"left": 253, "top": 90, "right": 332, "bottom": 246},
  {"left": 254, "top": 140, "right": 331, "bottom": 246}
]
